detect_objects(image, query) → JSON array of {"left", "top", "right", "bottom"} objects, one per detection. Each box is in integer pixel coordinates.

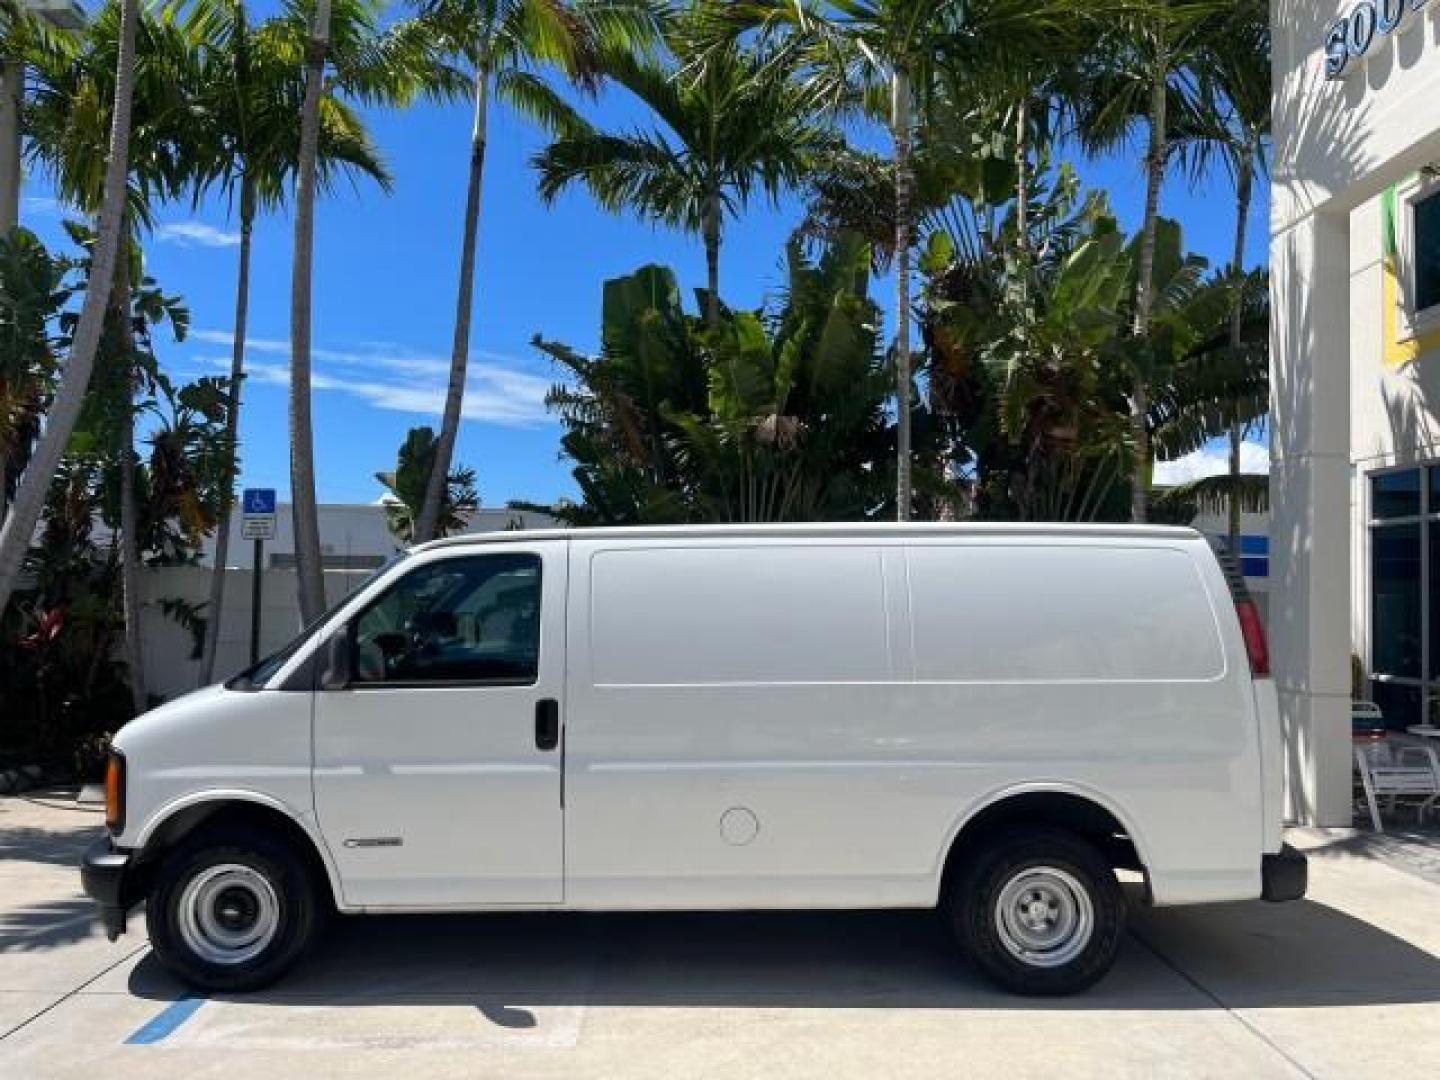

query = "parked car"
[{"left": 82, "top": 523, "right": 1304, "bottom": 996}]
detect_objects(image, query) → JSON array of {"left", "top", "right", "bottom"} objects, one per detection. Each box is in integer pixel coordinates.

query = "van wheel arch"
[
  {"left": 941, "top": 791, "right": 1146, "bottom": 902},
  {"left": 136, "top": 800, "right": 339, "bottom": 913}
]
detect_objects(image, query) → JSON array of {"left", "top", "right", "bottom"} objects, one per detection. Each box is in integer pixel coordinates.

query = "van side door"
[{"left": 312, "top": 541, "right": 567, "bottom": 907}]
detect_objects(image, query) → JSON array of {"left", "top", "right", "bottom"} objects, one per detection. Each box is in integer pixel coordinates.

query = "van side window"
[{"left": 351, "top": 554, "right": 541, "bottom": 686}]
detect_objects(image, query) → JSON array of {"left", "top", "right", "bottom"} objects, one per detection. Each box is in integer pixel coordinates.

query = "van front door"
[{"left": 312, "top": 542, "right": 566, "bottom": 907}]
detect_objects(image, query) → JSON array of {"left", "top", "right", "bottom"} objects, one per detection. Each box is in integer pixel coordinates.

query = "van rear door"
[{"left": 312, "top": 540, "right": 567, "bottom": 907}]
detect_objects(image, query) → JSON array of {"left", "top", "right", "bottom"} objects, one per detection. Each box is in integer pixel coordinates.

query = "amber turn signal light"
[{"left": 104, "top": 752, "right": 125, "bottom": 833}]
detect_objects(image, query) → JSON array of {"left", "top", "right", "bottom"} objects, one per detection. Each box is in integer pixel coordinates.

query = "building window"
[
  {"left": 1372, "top": 522, "right": 1422, "bottom": 680},
  {"left": 1372, "top": 469, "right": 1421, "bottom": 519},
  {"left": 1417, "top": 190, "right": 1440, "bottom": 315},
  {"left": 1369, "top": 466, "right": 1440, "bottom": 728}
]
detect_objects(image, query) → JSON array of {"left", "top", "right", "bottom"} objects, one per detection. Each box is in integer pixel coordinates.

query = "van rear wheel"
[
  {"left": 949, "top": 826, "right": 1125, "bottom": 996},
  {"left": 147, "top": 827, "right": 320, "bottom": 992}
]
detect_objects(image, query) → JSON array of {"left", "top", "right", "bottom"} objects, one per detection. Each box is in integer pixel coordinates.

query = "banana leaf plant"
[{"left": 534, "top": 231, "right": 895, "bottom": 525}]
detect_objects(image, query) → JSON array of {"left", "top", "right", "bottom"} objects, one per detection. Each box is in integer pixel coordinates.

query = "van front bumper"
[
  {"left": 1261, "top": 843, "right": 1308, "bottom": 902},
  {"left": 81, "top": 837, "right": 140, "bottom": 940}
]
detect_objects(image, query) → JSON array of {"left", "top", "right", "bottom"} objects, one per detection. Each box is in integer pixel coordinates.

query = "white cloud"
[
  {"left": 196, "top": 330, "right": 552, "bottom": 427},
  {"left": 193, "top": 329, "right": 289, "bottom": 353},
  {"left": 1154, "top": 440, "right": 1270, "bottom": 486},
  {"left": 155, "top": 220, "right": 241, "bottom": 248}
]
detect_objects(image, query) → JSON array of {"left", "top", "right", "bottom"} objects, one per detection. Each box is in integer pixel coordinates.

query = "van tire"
[
  {"left": 949, "top": 826, "right": 1125, "bottom": 996},
  {"left": 146, "top": 827, "right": 320, "bottom": 992}
]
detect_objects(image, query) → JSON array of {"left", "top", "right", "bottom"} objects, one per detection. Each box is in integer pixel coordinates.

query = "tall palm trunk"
[
  {"left": 703, "top": 187, "right": 721, "bottom": 331},
  {"left": 1014, "top": 93, "right": 1032, "bottom": 328},
  {"left": 1226, "top": 143, "right": 1255, "bottom": 556},
  {"left": 111, "top": 235, "right": 146, "bottom": 712},
  {"left": 1129, "top": 58, "right": 1168, "bottom": 524},
  {"left": 1014, "top": 96, "right": 1029, "bottom": 256},
  {"left": 892, "top": 64, "right": 913, "bottom": 522},
  {"left": 416, "top": 65, "right": 489, "bottom": 545},
  {"left": 0, "top": 56, "right": 21, "bottom": 234},
  {"left": 199, "top": 176, "right": 256, "bottom": 684},
  {"left": 289, "top": 0, "right": 332, "bottom": 624},
  {"left": 0, "top": 0, "right": 139, "bottom": 618}
]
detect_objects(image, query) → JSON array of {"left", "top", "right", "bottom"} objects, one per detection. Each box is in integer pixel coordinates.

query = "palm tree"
[
  {"left": 376, "top": 425, "right": 479, "bottom": 543},
  {"left": 287, "top": 0, "right": 453, "bottom": 622},
  {"left": 190, "top": 0, "right": 405, "bottom": 683},
  {"left": 1071, "top": 0, "right": 1227, "bottom": 521},
  {"left": 724, "top": 0, "right": 1088, "bottom": 520},
  {"left": 533, "top": 27, "right": 834, "bottom": 332},
  {"left": 405, "top": 0, "right": 662, "bottom": 546},
  {"left": 1149, "top": 267, "right": 1268, "bottom": 510},
  {"left": 0, "top": 0, "right": 138, "bottom": 622},
  {"left": 0, "top": 0, "right": 200, "bottom": 709},
  {"left": 289, "top": 0, "right": 332, "bottom": 624},
  {"left": 1199, "top": 0, "right": 1269, "bottom": 554},
  {"left": 790, "top": 0, "right": 967, "bottom": 522}
]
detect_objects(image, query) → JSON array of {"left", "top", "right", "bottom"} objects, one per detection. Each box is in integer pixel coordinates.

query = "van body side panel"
[
  {"left": 1252, "top": 679, "right": 1286, "bottom": 852},
  {"left": 111, "top": 686, "right": 317, "bottom": 854},
  {"left": 565, "top": 534, "right": 1263, "bottom": 910},
  {"left": 565, "top": 539, "right": 943, "bottom": 908},
  {"left": 907, "top": 537, "right": 1264, "bottom": 905}
]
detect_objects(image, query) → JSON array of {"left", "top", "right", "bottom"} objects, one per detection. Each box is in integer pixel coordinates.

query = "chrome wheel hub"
[
  {"left": 994, "top": 866, "right": 1094, "bottom": 968},
  {"left": 176, "top": 864, "right": 280, "bottom": 966}
]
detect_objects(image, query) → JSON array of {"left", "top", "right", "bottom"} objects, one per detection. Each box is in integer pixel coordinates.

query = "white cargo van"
[{"left": 83, "top": 524, "right": 1304, "bottom": 996}]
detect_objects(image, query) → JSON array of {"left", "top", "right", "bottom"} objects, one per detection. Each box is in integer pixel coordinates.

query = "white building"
[
  {"left": 1272, "top": 0, "right": 1440, "bottom": 823},
  {"left": 201, "top": 503, "right": 559, "bottom": 571}
]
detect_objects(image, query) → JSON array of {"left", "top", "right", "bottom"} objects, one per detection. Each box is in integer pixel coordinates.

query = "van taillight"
[
  {"left": 104, "top": 752, "right": 125, "bottom": 833},
  {"left": 1236, "top": 600, "right": 1270, "bottom": 677}
]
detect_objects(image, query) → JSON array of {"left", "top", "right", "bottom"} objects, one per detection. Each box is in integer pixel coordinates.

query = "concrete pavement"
[{"left": 3, "top": 793, "right": 1440, "bottom": 1078}]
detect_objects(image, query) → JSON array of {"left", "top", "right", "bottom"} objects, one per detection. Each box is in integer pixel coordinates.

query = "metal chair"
[{"left": 1353, "top": 733, "right": 1440, "bottom": 832}]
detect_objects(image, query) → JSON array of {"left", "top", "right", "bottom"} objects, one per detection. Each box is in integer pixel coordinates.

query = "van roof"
[{"left": 416, "top": 521, "right": 1201, "bottom": 552}]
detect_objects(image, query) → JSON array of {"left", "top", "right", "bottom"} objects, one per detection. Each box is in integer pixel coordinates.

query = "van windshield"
[{"left": 226, "top": 551, "right": 409, "bottom": 691}]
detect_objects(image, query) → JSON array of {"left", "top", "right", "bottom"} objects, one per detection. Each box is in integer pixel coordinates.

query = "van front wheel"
[
  {"left": 147, "top": 828, "right": 320, "bottom": 992},
  {"left": 949, "top": 827, "right": 1125, "bottom": 996}
]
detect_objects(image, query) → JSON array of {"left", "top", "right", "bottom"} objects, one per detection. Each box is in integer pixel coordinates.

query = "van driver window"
[{"left": 351, "top": 554, "right": 541, "bottom": 685}]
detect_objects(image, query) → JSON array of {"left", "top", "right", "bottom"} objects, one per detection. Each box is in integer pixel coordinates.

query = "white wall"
[
  {"left": 201, "top": 505, "right": 559, "bottom": 569},
  {"left": 1273, "top": 2, "right": 1440, "bottom": 233},
  {"left": 138, "top": 567, "right": 373, "bottom": 701}
]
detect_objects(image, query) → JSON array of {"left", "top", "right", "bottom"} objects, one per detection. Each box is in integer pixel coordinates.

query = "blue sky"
[{"left": 21, "top": 52, "right": 1270, "bottom": 508}]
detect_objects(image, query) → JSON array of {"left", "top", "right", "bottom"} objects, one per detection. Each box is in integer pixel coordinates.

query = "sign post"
[{"left": 241, "top": 489, "right": 277, "bottom": 665}]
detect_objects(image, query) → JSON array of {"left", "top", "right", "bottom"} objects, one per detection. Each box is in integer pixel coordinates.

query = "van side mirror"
[{"left": 320, "top": 626, "right": 352, "bottom": 691}]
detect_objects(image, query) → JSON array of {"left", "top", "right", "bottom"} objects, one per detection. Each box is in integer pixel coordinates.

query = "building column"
[{"left": 1270, "top": 208, "right": 1353, "bottom": 826}]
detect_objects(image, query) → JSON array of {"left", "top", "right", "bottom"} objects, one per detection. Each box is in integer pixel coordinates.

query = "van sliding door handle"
[{"left": 535, "top": 698, "right": 560, "bottom": 751}]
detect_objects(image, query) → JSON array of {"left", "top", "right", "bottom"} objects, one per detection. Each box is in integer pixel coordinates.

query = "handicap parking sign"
[
  {"left": 241, "top": 488, "right": 277, "bottom": 540},
  {"left": 242, "top": 489, "right": 277, "bottom": 515}
]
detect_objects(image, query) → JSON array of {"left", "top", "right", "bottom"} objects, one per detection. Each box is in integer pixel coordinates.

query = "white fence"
[{"left": 139, "top": 566, "right": 374, "bottom": 700}]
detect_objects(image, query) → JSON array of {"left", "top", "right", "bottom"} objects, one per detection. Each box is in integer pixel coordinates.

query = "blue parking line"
[{"left": 124, "top": 996, "right": 205, "bottom": 1044}]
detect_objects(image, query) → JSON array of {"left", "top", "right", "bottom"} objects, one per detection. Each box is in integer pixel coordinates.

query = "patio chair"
[{"left": 1354, "top": 736, "right": 1440, "bottom": 832}]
